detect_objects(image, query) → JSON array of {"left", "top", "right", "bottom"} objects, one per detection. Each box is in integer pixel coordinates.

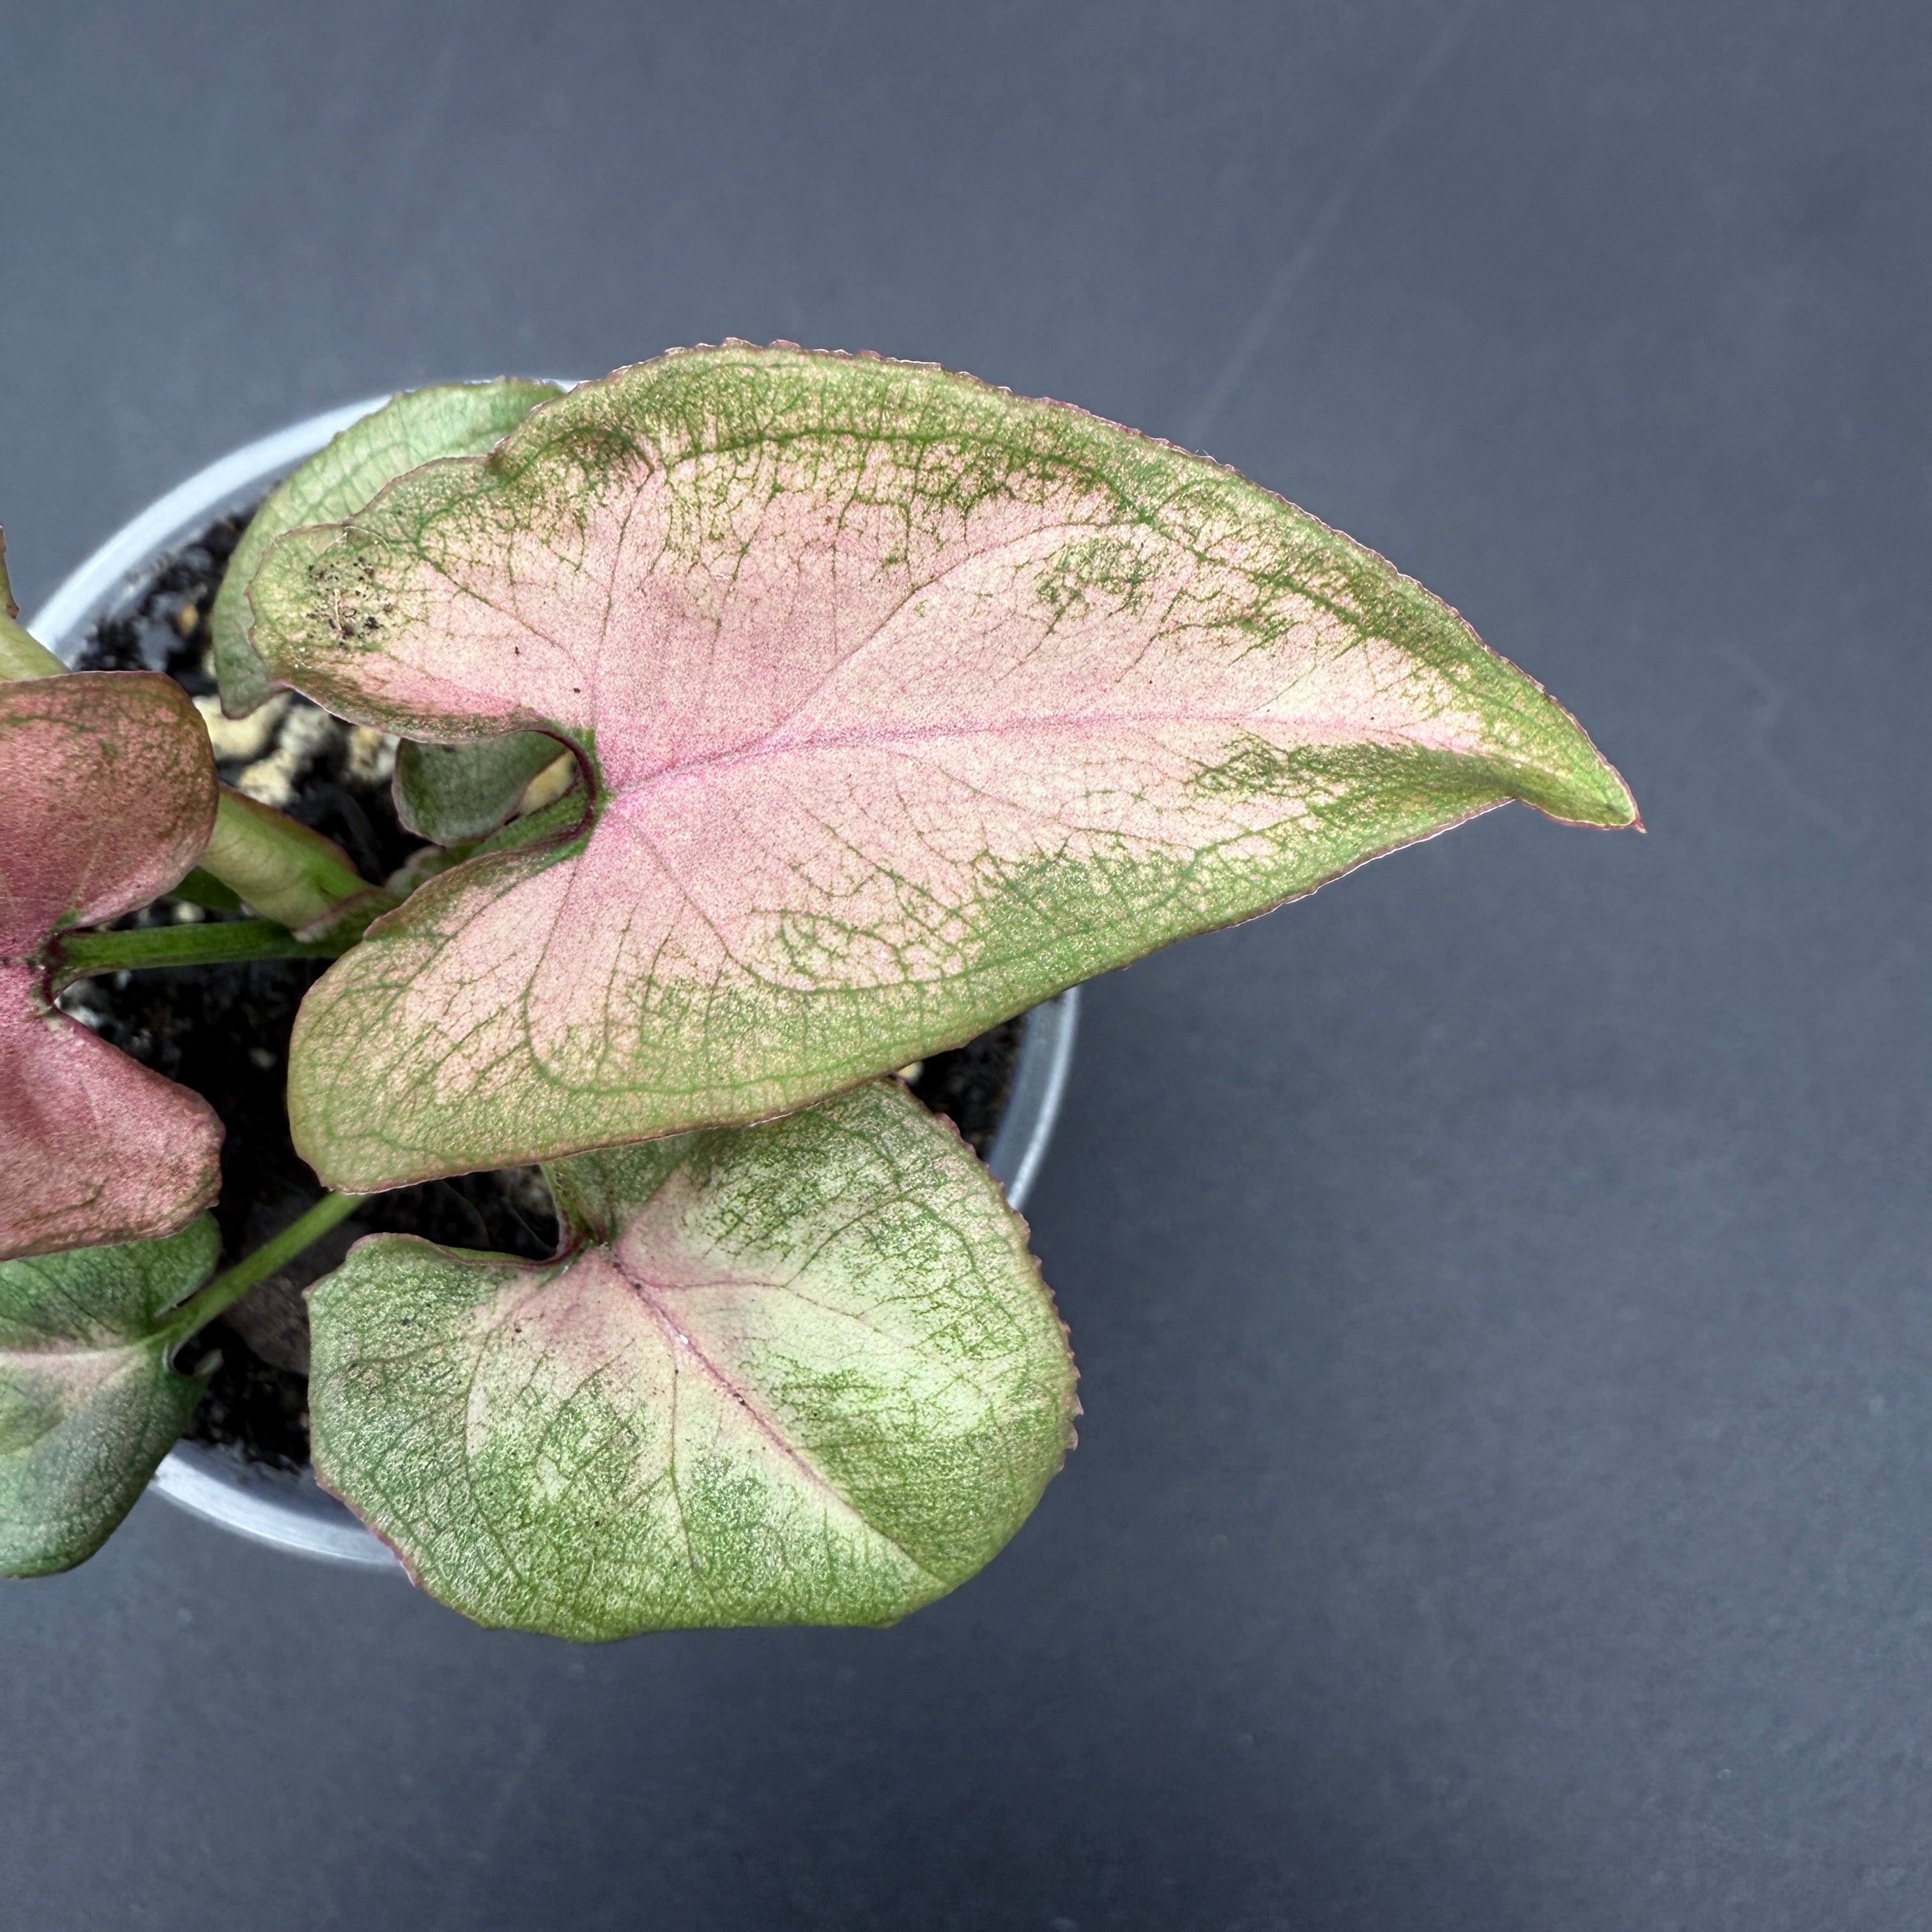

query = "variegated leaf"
[
  {"left": 307, "top": 1080, "right": 1076, "bottom": 1639},
  {"left": 252, "top": 345, "right": 1636, "bottom": 1190},
  {"left": 0, "top": 675, "right": 221, "bottom": 1259},
  {"left": 0, "top": 1216, "right": 217, "bottom": 1574},
  {"left": 213, "top": 379, "right": 561, "bottom": 716}
]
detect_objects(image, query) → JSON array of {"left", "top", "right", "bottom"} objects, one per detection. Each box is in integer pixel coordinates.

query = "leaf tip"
[{"left": 1539, "top": 739, "right": 1641, "bottom": 833}]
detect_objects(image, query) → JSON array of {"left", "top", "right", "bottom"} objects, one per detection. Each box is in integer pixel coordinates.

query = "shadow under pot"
[{"left": 30, "top": 395, "right": 1080, "bottom": 1571}]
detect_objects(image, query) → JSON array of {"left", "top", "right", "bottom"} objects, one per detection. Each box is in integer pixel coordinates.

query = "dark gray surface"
[{"left": 2, "top": 1, "right": 1926, "bottom": 1924}]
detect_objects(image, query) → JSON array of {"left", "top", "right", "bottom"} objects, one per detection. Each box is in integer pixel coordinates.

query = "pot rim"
[{"left": 29, "top": 388, "right": 1080, "bottom": 1572}]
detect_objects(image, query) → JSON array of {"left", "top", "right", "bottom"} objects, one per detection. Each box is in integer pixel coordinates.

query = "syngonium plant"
[{"left": 0, "top": 345, "right": 1637, "bottom": 1637}]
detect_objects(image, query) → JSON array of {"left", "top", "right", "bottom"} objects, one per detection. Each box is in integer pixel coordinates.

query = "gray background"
[{"left": 1, "top": 1, "right": 1925, "bottom": 1926}]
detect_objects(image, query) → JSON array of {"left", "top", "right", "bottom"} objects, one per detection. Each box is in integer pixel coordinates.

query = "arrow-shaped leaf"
[
  {"left": 213, "top": 379, "right": 562, "bottom": 716},
  {"left": 0, "top": 1216, "right": 217, "bottom": 1575},
  {"left": 253, "top": 345, "right": 1636, "bottom": 1191},
  {"left": 307, "top": 1080, "right": 1077, "bottom": 1639}
]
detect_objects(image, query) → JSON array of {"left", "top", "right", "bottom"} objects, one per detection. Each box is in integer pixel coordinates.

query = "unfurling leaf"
[
  {"left": 0, "top": 675, "right": 221, "bottom": 1259},
  {"left": 0, "top": 1216, "right": 217, "bottom": 1574},
  {"left": 307, "top": 1082, "right": 1076, "bottom": 1639},
  {"left": 252, "top": 345, "right": 1636, "bottom": 1191},
  {"left": 212, "top": 379, "right": 562, "bottom": 716},
  {"left": 394, "top": 730, "right": 572, "bottom": 844}
]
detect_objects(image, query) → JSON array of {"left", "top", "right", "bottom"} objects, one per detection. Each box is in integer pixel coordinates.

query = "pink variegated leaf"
[
  {"left": 0, "top": 973, "right": 222, "bottom": 1261},
  {"left": 0, "top": 674, "right": 217, "bottom": 951},
  {"left": 251, "top": 345, "right": 1637, "bottom": 1192},
  {"left": 0, "top": 675, "right": 221, "bottom": 1259}
]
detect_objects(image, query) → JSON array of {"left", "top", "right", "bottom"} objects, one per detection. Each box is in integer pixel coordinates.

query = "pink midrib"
[
  {"left": 604, "top": 1248, "right": 944, "bottom": 1584},
  {"left": 602, "top": 702, "right": 1481, "bottom": 806}
]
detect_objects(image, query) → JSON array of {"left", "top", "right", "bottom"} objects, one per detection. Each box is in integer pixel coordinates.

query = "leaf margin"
[{"left": 212, "top": 378, "right": 563, "bottom": 716}]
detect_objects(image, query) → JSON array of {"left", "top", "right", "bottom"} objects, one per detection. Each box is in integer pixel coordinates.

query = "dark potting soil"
[{"left": 64, "top": 510, "right": 1023, "bottom": 1472}]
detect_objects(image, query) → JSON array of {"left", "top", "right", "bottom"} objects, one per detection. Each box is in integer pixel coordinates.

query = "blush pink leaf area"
[
  {"left": 0, "top": 675, "right": 221, "bottom": 1259},
  {"left": 250, "top": 345, "right": 1639, "bottom": 1190},
  {"left": 307, "top": 1080, "right": 1077, "bottom": 1639}
]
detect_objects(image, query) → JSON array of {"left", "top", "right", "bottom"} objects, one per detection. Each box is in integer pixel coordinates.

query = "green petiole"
[
  {"left": 204, "top": 786, "right": 394, "bottom": 933},
  {"left": 161, "top": 1192, "right": 364, "bottom": 1350},
  {"left": 49, "top": 917, "right": 353, "bottom": 992}
]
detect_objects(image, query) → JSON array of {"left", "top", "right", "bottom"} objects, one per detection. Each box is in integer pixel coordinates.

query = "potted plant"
[{"left": 0, "top": 345, "right": 1636, "bottom": 1639}]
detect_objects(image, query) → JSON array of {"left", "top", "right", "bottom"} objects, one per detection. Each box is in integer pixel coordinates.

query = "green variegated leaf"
[
  {"left": 393, "top": 731, "right": 574, "bottom": 844},
  {"left": 213, "top": 379, "right": 562, "bottom": 716},
  {"left": 0, "top": 1217, "right": 217, "bottom": 1574},
  {"left": 307, "top": 1081, "right": 1076, "bottom": 1639},
  {"left": 253, "top": 344, "right": 1636, "bottom": 1191}
]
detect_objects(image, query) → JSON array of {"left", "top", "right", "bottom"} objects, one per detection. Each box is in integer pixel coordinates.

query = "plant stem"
[
  {"left": 50, "top": 917, "right": 351, "bottom": 990},
  {"left": 204, "top": 786, "right": 394, "bottom": 934},
  {"left": 162, "top": 1192, "right": 364, "bottom": 1347}
]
